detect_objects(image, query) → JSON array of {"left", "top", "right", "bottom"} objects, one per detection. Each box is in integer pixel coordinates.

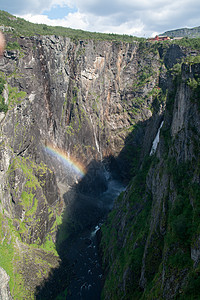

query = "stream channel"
[{"left": 62, "top": 174, "right": 125, "bottom": 300}]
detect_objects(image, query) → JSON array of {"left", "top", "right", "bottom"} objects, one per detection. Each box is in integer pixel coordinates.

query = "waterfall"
[
  {"left": 81, "top": 103, "right": 102, "bottom": 160},
  {"left": 150, "top": 121, "right": 164, "bottom": 155},
  {"left": 89, "top": 114, "right": 102, "bottom": 161}
]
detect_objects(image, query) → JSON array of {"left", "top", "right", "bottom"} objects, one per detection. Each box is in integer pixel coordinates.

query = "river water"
[{"left": 65, "top": 177, "right": 125, "bottom": 300}]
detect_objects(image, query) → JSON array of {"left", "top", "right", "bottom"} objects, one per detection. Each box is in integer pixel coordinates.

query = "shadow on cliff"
[
  {"left": 35, "top": 114, "right": 163, "bottom": 299},
  {"left": 35, "top": 159, "right": 115, "bottom": 299}
]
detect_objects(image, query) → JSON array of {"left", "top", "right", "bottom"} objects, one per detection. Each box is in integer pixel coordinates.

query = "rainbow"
[{"left": 44, "top": 143, "right": 86, "bottom": 179}]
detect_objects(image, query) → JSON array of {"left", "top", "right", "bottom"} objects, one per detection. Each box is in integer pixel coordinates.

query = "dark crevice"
[{"left": 35, "top": 113, "right": 159, "bottom": 299}]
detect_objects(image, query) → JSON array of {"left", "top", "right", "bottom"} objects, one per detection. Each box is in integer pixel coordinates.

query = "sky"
[{"left": 1, "top": 0, "right": 200, "bottom": 37}]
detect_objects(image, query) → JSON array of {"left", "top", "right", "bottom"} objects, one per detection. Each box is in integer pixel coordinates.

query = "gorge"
[{"left": 0, "top": 12, "right": 200, "bottom": 299}]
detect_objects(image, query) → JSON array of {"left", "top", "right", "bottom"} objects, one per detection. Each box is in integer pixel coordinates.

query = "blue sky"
[
  {"left": 43, "top": 5, "right": 77, "bottom": 20},
  {"left": 2, "top": 0, "right": 200, "bottom": 37}
]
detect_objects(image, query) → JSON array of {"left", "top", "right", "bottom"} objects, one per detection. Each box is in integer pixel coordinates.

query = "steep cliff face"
[
  {"left": 0, "top": 26, "right": 199, "bottom": 299},
  {"left": 0, "top": 34, "right": 163, "bottom": 298},
  {"left": 101, "top": 62, "right": 200, "bottom": 299},
  {"left": 3, "top": 36, "right": 163, "bottom": 175}
]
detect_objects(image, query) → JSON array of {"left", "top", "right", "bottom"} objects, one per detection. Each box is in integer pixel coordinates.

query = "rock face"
[
  {"left": 0, "top": 31, "right": 199, "bottom": 298},
  {"left": 0, "top": 34, "right": 161, "bottom": 298},
  {"left": 1, "top": 36, "right": 166, "bottom": 181},
  {"left": 163, "top": 26, "right": 200, "bottom": 38},
  {"left": 0, "top": 268, "right": 12, "bottom": 300},
  {"left": 101, "top": 62, "right": 200, "bottom": 299}
]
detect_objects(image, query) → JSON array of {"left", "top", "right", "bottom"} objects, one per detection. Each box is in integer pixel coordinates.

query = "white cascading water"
[
  {"left": 82, "top": 102, "right": 102, "bottom": 161},
  {"left": 89, "top": 114, "right": 102, "bottom": 160},
  {"left": 150, "top": 121, "right": 164, "bottom": 155}
]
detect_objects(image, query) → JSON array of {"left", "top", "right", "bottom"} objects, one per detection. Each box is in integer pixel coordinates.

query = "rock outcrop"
[
  {"left": 163, "top": 26, "right": 200, "bottom": 38},
  {"left": 0, "top": 268, "right": 12, "bottom": 300}
]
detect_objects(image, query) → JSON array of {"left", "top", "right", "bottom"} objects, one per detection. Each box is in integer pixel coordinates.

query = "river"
[{"left": 65, "top": 176, "right": 125, "bottom": 299}]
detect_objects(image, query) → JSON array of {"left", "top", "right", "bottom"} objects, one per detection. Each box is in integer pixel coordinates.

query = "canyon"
[{"left": 0, "top": 19, "right": 199, "bottom": 299}]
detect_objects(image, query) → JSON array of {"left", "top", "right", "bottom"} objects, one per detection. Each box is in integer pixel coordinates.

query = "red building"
[{"left": 148, "top": 35, "right": 170, "bottom": 42}]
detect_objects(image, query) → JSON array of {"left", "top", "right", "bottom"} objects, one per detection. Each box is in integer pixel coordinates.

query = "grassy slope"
[{"left": 0, "top": 10, "right": 143, "bottom": 42}]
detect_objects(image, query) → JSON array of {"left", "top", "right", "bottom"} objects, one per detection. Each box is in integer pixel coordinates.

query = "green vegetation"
[
  {"left": 0, "top": 96, "right": 8, "bottom": 113},
  {"left": 6, "top": 41, "right": 21, "bottom": 50},
  {"left": 170, "top": 62, "right": 182, "bottom": 85},
  {"left": 0, "top": 77, "right": 5, "bottom": 94},
  {"left": 152, "top": 37, "right": 200, "bottom": 50},
  {"left": 55, "top": 288, "right": 68, "bottom": 300},
  {"left": 101, "top": 156, "right": 154, "bottom": 299},
  {"left": 185, "top": 55, "right": 200, "bottom": 64},
  {"left": 0, "top": 76, "right": 8, "bottom": 113},
  {"left": 7, "top": 85, "right": 27, "bottom": 109},
  {"left": 0, "top": 155, "right": 63, "bottom": 299},
  {"left": 172, "top": 37, "right": 200, "bottom": 50},
  {"left": 0, "top": 213, "right": 30, "bottom": 298},
  {"left": 0, "top": 10, "right": 143, "bottom": 42},
  {"left": 7, "top": 156, "right": 61, "bottom": 253},
  {"left": 102, "top": 154, "right": 200, "bottom": 299},
  {"left": 138, "top": 66, "right": 155, "bottom": 85},
  {"left": 0, "top": 75, "right": 27, "bottom": 114},
  {"left": 187, "top": 77, "right": 200, "bottom": 111},
  {"left": 166, "top": 159, "right": 199, "bottom": 243},
  {"left": 101, "top": 62, "right": 200, "bottom": 299},
  {"left": 183, "top": 268, "right": 200, "bottom": 299},
  {"left": 150, "top": 87, "right": 168, "bottom": 113}
]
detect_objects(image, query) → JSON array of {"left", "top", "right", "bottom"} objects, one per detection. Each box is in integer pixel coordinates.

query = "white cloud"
[
  {"left": 5, "top": 0, "right": 200, "bottom": 37},
  {"left": 19, "top": 12, "right": 146, "bottom": 36},
  {"left": 20, "top": 12, "right": 89, "bottom": 31}
]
